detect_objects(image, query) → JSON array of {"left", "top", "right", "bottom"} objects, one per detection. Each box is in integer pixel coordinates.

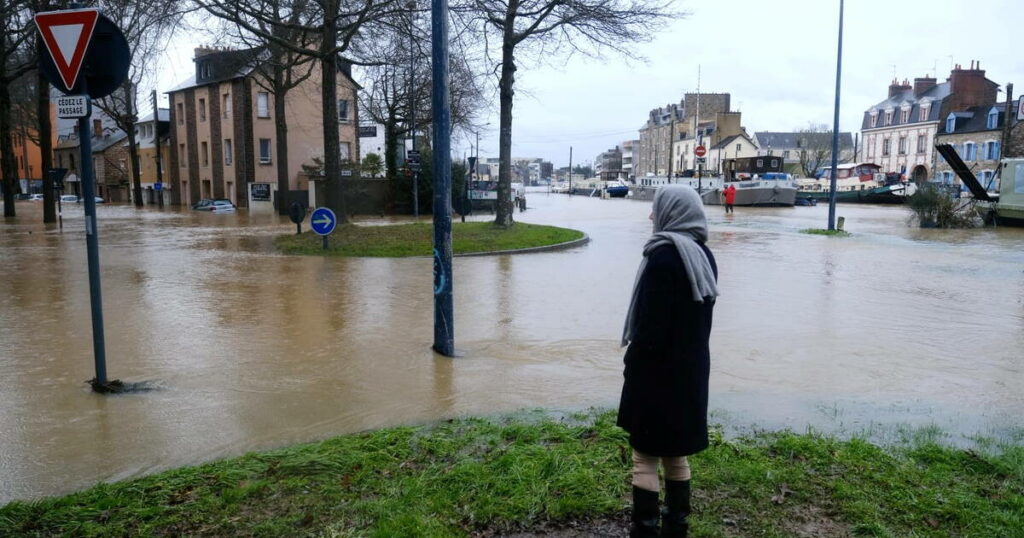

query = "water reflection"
[{"left": 1, "top": 197, "right": 1022, "bottom": 503}]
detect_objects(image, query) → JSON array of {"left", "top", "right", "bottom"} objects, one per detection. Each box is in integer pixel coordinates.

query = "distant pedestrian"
[
  {"left": 619, "top": 185, "right": 718, "bottom": 537},
  {"left": 722, "top": 184, "right": 736, "bottom": 214}
]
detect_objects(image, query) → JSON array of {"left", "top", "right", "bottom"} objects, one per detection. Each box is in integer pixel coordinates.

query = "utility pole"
[
  {"left": 568, "top": 146, "right": 573, "bottom": 194},
  {"left": 431, "top": 0, "right": 454, "bottom": 356},
  {"left": 696, "top": 65, "right": 703, "bottom": 192},
  {"left": 827, "top": 0, "right": 845, "bottom": 231},
  {"left": 151, "top": 90, "right": 163, "bottom": 207}
]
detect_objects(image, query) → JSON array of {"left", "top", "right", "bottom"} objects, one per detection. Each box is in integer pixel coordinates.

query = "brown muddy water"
[{"left": 1, "top": 194, "right": 1023, "bottom": 503}]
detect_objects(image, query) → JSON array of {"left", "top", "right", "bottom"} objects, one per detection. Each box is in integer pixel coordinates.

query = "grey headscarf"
[{"left": 621, "top": 185, "right": 719, "bottom": 347}]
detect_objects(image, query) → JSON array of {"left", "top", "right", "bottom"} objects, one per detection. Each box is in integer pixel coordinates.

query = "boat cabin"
[
  {"left": 723, "top": 156, "right": 783, "bottom": 181},
  {"left": 817, "top": 163, "right": 882, "bottom": 182}
]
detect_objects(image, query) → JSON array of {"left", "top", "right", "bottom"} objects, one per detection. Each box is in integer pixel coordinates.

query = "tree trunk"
[
  {"left": 274, "top": 63, "right": 290, "bottom": 214},
  {"left": 495, "top": 7, "right": 518, "bottom": 228},
  {"left": 124, "top": 83, "right": 143, "bottom": 207},
  {"left": 384, "top": 110, "right": 398, "bottom": 181},
  {"left": 1, "top": 63, "right": 17, "bottom": 217},
  {"left": 38, "top": 70, "right": 55, "bottom": 223},
  {"left": 319, "top": 0, "right": 348, "bottom": 223}
]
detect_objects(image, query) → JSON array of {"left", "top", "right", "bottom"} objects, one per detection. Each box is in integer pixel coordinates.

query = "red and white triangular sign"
[{"left": 34, "top": 8, "right": 99, "bottom": 92}]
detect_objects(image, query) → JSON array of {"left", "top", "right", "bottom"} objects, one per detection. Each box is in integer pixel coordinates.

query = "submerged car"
[{"left": 192, "top": 198, "right": 236, "bottom": 212}]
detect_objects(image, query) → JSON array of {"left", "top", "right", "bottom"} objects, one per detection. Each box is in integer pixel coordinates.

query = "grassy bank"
[
  {"left": 274, "top": 222, "right": 585, "bottom": 257},
  {"left": 2, "top": 410, "right": 1022, "bottom": 537}
]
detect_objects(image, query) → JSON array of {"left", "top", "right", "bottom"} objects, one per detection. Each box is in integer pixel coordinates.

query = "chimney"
[
  {"left": 948, "top": 60, "right": 997, "bottom": 111},
  {"left": 93, "top": 119, "right": 102, "bottom": 134},
  {"left": 194, "top": 47, "right": 218, "bottom": 58},
  {"left": 914, "top": 75, "right": 937, "bottom": 96},
  {"left": 888, "top": 78, "right": 911, "bottom": 98}
]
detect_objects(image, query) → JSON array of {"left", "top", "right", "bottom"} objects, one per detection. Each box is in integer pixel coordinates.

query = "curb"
[{"left": 453, "top": 233, "right": 590, "bottom": 257}]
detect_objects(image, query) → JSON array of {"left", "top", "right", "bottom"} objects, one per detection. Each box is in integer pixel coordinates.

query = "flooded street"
[{"left": 1, "top": 194, "right": 1023, "bottom": 503}]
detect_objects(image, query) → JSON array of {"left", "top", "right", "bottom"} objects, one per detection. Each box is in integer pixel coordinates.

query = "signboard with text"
[{"left": 56, "top": 95, "right": 89, "bottom": 118}]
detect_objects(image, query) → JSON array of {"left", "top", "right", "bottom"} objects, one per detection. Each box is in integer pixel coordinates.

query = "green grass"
[
  {"left": 2, "top": 410, "right": 1022, "bottom": 537},
  {"left": 800, "top": 228, "right": 852, "bottom": 237},
  {"left": 274, "top": 222, "right": 585, "bottom": 257}
]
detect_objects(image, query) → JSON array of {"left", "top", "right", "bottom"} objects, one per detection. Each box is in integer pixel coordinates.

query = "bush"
[{"left": 907, "top": 183, "right": 981, "bottom": 228}]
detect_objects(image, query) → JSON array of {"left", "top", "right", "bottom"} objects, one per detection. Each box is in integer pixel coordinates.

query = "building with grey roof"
[{"left": 860, "top": 62, "right": 1000, "bottom": 182}]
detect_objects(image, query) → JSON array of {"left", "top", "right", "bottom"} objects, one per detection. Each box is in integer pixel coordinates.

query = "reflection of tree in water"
[{"left": 496, "top": 255, "right": 515, "bottom": 342}]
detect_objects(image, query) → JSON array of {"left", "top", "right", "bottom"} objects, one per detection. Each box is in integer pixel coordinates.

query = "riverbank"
[
  {"left": 274, "top": 222, "right": 585, "bottom": 257},
  {"left": 2, "top": 409, "right": 1020, "bottom": 537}
]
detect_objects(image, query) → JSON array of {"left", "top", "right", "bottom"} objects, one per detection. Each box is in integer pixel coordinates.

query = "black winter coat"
[{"left": 616, "top": 243, "right": 717, "bottom": 457}]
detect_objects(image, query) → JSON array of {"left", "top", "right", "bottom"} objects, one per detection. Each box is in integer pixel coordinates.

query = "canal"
[{"left": 1, "top": 194, "right": 1022, "bottom": 503}]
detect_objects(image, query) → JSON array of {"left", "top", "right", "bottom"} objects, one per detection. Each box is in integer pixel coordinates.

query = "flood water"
[{"left": 1, "top": 194, "right": 1023, "bottom": 503}]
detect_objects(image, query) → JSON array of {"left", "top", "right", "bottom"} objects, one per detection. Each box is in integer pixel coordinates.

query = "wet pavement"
[{"left": 1, "top": 194, "right": 1022, "bottom": 503}]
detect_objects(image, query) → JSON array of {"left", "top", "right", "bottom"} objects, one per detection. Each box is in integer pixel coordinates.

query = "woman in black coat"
[{"left": 618, "top": 185, "right": 718, "bottom": 538}]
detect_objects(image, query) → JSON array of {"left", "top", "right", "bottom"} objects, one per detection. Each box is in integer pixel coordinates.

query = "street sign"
[
  {"left": 696, "top": 157, "right": 707, "bottom": 164},
  {"left": 695, "top": 145, "right": 707, "bottom": 157},
  {"left": 36, "top": 10, "right": 130, "bottom": 99},
  {"left": 56, "top": 94, "right": 89, "bottom": 118},
  {"left": 310, "top": 207, "right": 337, "bottom": 236},
  {"left": 153, "top": 182, "right": 163, "bottom": 192},
  {"left": 34, "top": 8, "right": 98, "bottom": 92}
]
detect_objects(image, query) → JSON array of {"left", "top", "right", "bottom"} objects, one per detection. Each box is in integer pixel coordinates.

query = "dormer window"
[
  {"left": 900, "top": 107, "right": 910, "bottom": 123},
  {"left": 870, "top": 110, "right": 878, "bottom": 128},
  {"left": 919, "top": 103, "right": 930, "bottom": 122},
  {"left": 946, "top": 114, "right": 957, "bottom": 133},
  {"left": 199, "top": 61, "right": 213, "bottom": 79},
  {"left": 884, "top": 110, "right": 893, "bottom": 125},
  {"left": 987, "top": 108, "right": 1000, "bottom": 130}
]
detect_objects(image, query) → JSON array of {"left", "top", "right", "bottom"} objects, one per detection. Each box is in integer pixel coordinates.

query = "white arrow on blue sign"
[{"left": 310, "top": 207, "right": 337, "bottom": 236}]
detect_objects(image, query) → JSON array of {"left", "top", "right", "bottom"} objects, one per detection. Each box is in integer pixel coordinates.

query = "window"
[
  {"left": 177, "top": 103, "right": 184, "bottom": 125},
  {"left": 179, "top": 144, "right": 186, "bottom": 166},
  {"left": 919, "top": 104, "right": 930, "bottom": 122},
  {"left": 223, "top": 93, "right": 231, "bottom": 118},
  {"left": 870, "top": 111, "right": 878, "bottom": 128},
  {"left": 201, "top": 141, "right": 209, "bottom": 166},
  {"left": 964, "top": 142, "right": 977, "bottom": 161},
  {"left": 338, "top": 99, "right": 349, "bottom": 122},
  {"left": 771, "top": 159, "right": 779, "bottom": 168},
  {"left": 882, "top": 138, "right": 891, "bottom": 156},
  {"left": 259, "top": 138, "right": 272, "bottom": 163},
  {"left": 885, "top": 111, "right": 893, "bottom": 125},
  {"left": 898, "top": 136, "right": 907, "bottom": 155},
  {"left": 224, "top": 139, "right": 233, "bottom": 166},
  {"left": 942, "top": 171, "right": 953, "bottom": 184},
  {"left": 340, "top": 142, "right": 351, "bottom": 162},
  {"left": 257, "top": 92, "right": 270, "bottom": 118},
  {"left": 736, "top": 144, "right": 742, "bottom": 154},
  {"left": 946, "top": 114, "right": 956, "bottom": 133},
  {"left": 979, "top": 170, "right": 994, "bottom": 188},
  {"left": 917, "top": 135, "right": 926, "bottom": 154},
  {"left": 901, "top": 109, "right": 909, "bottom": 123},
  {"left": 756, "top": 159, "right": 764, "bottom": 167},
  {"left": 783, "top": 150, "right": 790, "bottom": 159},
  {"left": 987, "top": 108, "right": 1000, "bottom": 130},
  {"left": 985, "top": 141, "right": 1000, "bottom": 161},
  {"left": 199, "top": 98, "right": 206, "bottom": 122}
]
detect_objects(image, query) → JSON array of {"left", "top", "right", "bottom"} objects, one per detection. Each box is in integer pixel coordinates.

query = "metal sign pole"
[
  {"left": 827, "top": 0, "right": 845, "bottom": 230},
  {"left": 431, "top": 0, "right": 454, "bottom": 356},
  {"left": 78, "top": 95, "right": 109, "bottom": 388}
]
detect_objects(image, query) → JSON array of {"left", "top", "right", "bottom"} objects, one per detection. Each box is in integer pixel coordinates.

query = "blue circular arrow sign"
[{"left": 310, "top": 207, "right": 337, "bottom": 236}]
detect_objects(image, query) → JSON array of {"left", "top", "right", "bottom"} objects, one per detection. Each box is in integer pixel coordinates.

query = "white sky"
[{"left": 155, "top": 0, "right": 1024, "bottom": 169}]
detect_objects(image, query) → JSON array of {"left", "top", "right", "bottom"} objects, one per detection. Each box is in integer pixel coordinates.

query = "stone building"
[
  {"left": 636, "top": 93, "right": 730, "bottom": 178},
  {"left": 167, "top": 47, "right": 360, "bottom": 207},
  {"left": 134, "top": 108, "right": 172, "bottom": 203},
  {"left": 934, "top": 98, "right": 1021, "bottom": 190},
  {"left": 53, "top": 119, "right": 128, "bottom": 201},
  {"left": 861, "top": 62, "right": 999, "bottom": 183},
  {"left": 753, "top": 131, "right": 854, "bottom": 175},
  {"left": 594, "top": 147, "right": 623, "bottom": 180}
]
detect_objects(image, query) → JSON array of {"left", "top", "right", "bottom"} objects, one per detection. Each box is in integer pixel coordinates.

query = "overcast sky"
[{"left": 157, "top": 0, "right": 1024, "bottom": 169}]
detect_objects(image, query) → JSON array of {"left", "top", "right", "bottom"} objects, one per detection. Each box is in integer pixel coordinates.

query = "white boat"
[{"left": 700, "top": 173, "right": 798, "bottom": 207}]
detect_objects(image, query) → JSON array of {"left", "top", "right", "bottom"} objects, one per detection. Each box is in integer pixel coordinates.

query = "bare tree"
[
  {"left": 796, "top": 123, "right": 850, "bottom": 178},
  {"left": 91, "top": 0, "right": 186, "bottom": 207},
  {"left": 456, "top": 0, "right": 676, "bottom": 227},
  {"left": 357, "top": 8, "right": 486, "bottom": 189},
  {"left": 1, "top": 0, "right": 34, "bottom": 217},
  {"left": 196, "top": 0, "right": 404, "bottom": 223}
]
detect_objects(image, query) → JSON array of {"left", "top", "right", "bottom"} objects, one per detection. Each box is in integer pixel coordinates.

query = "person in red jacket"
[{"left": 722, "top": 184, "right": 736, "bottom": 213}]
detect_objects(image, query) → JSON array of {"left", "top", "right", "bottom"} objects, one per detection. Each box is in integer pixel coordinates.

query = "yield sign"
[{"left": 34, "top": 8, "right": 99, "bottom": 92}]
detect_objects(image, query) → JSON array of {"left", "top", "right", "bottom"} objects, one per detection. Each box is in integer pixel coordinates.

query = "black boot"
[
  {"left": 661, "top": 480, "right": 690, "bottom": 537},
  {"left": 630, "top": 486, "right": 660, "bottom": 537}
]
